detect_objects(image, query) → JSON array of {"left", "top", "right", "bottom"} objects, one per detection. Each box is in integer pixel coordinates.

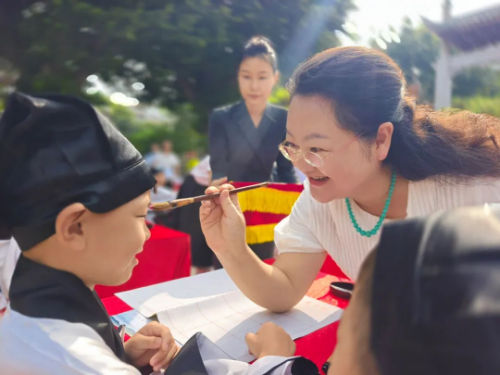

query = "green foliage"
[
  {"left": 452, "top": 96, "right": 500, "bottom": 118},
  {"left": 102, "top": 102, "right": 205, "bottom": 155},
  {"left": 371, "top": 18, "right": 500, "bottom": 104},
  {"left": 105, "top": 105, "right": 142, "bottom": 136},
  {"left": 0, "top": 0, "right": 355, "bottom": 155},
  {"left": 269, "top": 86, "right": 291, "bottom": 107},
  {"left": 126, "top": 123, "right": 173, "bottom": 155},
  {"left": 371, "top": 18, "right": 440, "bottom": 103},
  {"left": 0, "top": 0, "right": 355, "bottom": 131},
  {"left": 453, "top": 68, "right": 500, "bottom": 98}
]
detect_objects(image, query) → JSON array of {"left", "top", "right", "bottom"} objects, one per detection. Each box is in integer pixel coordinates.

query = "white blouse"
[{"left": 275, "top": 177, "right": 500, "bottom": 280}]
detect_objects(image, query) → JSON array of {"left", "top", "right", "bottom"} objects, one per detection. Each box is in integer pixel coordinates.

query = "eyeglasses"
[{"left": 279, "top": 135, "right": 361, "bottom": 168}]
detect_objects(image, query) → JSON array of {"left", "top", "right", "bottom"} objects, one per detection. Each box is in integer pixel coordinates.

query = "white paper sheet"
[
  {"left": 157, "top": 290, "right": 342, "bottom": 362},
  {"left": 116, "top": 270, "right": 239, "bottom": 318},
  {"left": 116, "top": 269, "right": 342, "bottom": 362}
]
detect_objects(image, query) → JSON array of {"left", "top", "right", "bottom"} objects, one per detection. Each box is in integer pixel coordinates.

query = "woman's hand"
[
  {"left": 200, "top": 184, "right": 247, "bottom": 256},
  {"left": 245, "top": 322, "right": 296, "bottom": 359},
  {"left": 124, "top": 322, "right": 178, "bottom": 372}
]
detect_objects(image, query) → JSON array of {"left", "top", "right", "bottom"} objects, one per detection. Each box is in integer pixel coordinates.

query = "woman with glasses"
[
  {"left": 208, "top": 36, "right": 297, "bottom": 263},
  {"left": 200, "top": 46, "right": 500, "bottom": 313}
]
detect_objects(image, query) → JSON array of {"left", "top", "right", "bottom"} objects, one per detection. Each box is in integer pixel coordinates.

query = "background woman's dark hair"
[
  {"left": 287, "top": 47, "right": 500, "bottom": 181},
  {"left": 240, "top": 36, "right": 278, "bottom": 72}
]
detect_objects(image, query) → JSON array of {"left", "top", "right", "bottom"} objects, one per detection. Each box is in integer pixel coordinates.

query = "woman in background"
[{"left": 209, "top": 36, "right": 297, "bottom": 262}]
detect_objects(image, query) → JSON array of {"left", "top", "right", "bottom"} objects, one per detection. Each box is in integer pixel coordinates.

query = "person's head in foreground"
[
  {"left": 0, "top": 92, "right": 178, "bottom": 372},
  {"left": 0, "top": 92, "right": 156, "bottom": 287},
  {"left": 281, "top": 47, "right": 500, "bottom": 204},
  {"left": 326, "top": 206, "right": 500, "bottom": 375}
]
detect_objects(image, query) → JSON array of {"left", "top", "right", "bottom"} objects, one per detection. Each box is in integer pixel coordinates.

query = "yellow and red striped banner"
[{"left": 233, "top": 182, "right": 304, "bottom": 245}]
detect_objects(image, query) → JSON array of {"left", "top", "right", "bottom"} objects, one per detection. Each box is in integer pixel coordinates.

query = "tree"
[
  {"left": 0, "top": 0, "right": 356, "bottom": 130},
  {"left": 371, "top": 18, "right": 440, "bottom": 103},
  {"left": 371, "top": 18, "right": 500, "bottom": 104},
  {"left": 453, "top": 96, "right": 500, "bottom": 118},
  {"left": 453, "top": 68, "right": 500, "bottom": 98}
]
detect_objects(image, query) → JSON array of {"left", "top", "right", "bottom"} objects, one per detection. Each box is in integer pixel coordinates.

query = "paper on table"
[
  {"left": 116, "top": 269, "right": 342, "bottom": 362},
  {"left": 157, "top": 290, "right": 342, "bottom": 362},
  {"left": 116, "top": 270, "right": 239, "bottom": 318}
]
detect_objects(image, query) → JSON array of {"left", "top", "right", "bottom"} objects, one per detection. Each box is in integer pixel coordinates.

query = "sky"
[{"left": 339, "top": 0, "right": 500, "bottom": 46}]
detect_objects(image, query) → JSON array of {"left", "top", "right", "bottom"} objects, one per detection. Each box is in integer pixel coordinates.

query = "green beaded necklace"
[{"left": 345, "top": 169, "right": 396, "bottom": 238}]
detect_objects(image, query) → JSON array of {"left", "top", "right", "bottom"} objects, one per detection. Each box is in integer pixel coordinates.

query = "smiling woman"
[{"left": 200, "top": 46, "right": 500, "bottom": 314}]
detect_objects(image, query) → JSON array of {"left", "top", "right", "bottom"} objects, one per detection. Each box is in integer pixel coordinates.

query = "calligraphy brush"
[{"left": 149, "top": 181, "right": 270, "bottom": 211}]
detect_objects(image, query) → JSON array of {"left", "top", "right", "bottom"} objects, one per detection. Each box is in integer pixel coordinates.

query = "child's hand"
[
  {"left": 245, "top": 322, "right": 296, "bottom": 359},
  {"left": 124, "top": 322, "right": 178, "bottom": 372}
]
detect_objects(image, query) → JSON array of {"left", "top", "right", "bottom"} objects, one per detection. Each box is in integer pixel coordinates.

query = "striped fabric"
[{"left": 233, "top": 182, "right": 303, "bottom": 245}]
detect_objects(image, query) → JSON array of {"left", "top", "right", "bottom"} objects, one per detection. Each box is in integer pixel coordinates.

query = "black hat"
[
  {"left": 0, "top": 93, "right": 156, "bottom": 250},
  {"left": 371, "top": 206, "right": 500, "bottom": 375}
]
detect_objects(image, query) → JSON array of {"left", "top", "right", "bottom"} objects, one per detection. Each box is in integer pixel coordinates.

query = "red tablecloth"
[
  {"left": 95, "top": 224, "right": 191, "bottom": 299},
  {"left": 101, "top": 270, "right": 350, "bottom": 370}
]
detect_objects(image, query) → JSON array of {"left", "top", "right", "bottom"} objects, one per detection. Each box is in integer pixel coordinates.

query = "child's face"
[{"left": 80, "top": 191, "right": 151, "bottom": 287}]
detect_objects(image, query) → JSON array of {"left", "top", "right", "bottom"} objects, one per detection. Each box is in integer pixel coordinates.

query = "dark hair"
[
  {"left": 287, "top": 47, "right": 500, "bottom": 181},
  {"left": 240, "top": 36, "right": 278, "bottom": 72}
]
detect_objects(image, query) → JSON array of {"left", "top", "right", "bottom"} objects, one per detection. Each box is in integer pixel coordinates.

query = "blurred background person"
[
  {"left": 208, "top": 36, "right": 298, "bottom": 262},
  {"left": 147, "top": 167, "right": 177, "bottom": 225},
  {"left": 172, "top": 156, "right": 212, "bottom": 274},
  {"left": 144, "top": 143, "right": 162, "bottom": 168},
  {"left": 157, "top": 140, "right": 182, "bottom": 187},
  {"left": 183, "top": 150, "right": 200, "bottom": 173}
]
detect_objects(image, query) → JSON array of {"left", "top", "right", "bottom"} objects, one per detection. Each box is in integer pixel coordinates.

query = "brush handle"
[{"left": 150, "top": 181, "right": 269, "bottom": 211}]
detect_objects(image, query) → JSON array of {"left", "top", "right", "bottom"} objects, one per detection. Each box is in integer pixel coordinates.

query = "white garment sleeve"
[
  {"left": 0, "top": 309, "right": 141, "bottom": 375},
  {"left": 0, "top": 239, "right": 21, "bottom": 302},
  {"left": 204, "top": 356, "right": 296, "bottom": 375},
  {"left": 274, "top": 181, "right": 325, "bottom": 255}
]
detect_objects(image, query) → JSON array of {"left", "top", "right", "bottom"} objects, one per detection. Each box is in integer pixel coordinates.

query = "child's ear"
[{"left": 55, "top": 203, "right": 87, "bottom": 251}]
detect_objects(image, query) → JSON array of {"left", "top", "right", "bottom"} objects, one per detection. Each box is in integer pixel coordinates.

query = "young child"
[{"left": 0, "top": 93, "right": 315, "bottom": 375}]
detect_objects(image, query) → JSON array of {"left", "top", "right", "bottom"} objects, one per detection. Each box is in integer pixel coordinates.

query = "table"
[
  {"left": 95, "top": 224, "right": 191, "bottom": 299},
  {"left": 102, "top": 272, "right": 350, "bottom": 371}
]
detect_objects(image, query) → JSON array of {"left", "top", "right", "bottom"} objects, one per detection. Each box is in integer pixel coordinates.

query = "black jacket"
[{"left": 209, "top": 101, "right": 297, "bottom": 183}]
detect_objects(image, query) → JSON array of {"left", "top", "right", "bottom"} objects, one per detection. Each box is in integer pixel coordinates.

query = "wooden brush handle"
[{"left": 150, "top": 181, "right": 270, "bottom": 211}]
